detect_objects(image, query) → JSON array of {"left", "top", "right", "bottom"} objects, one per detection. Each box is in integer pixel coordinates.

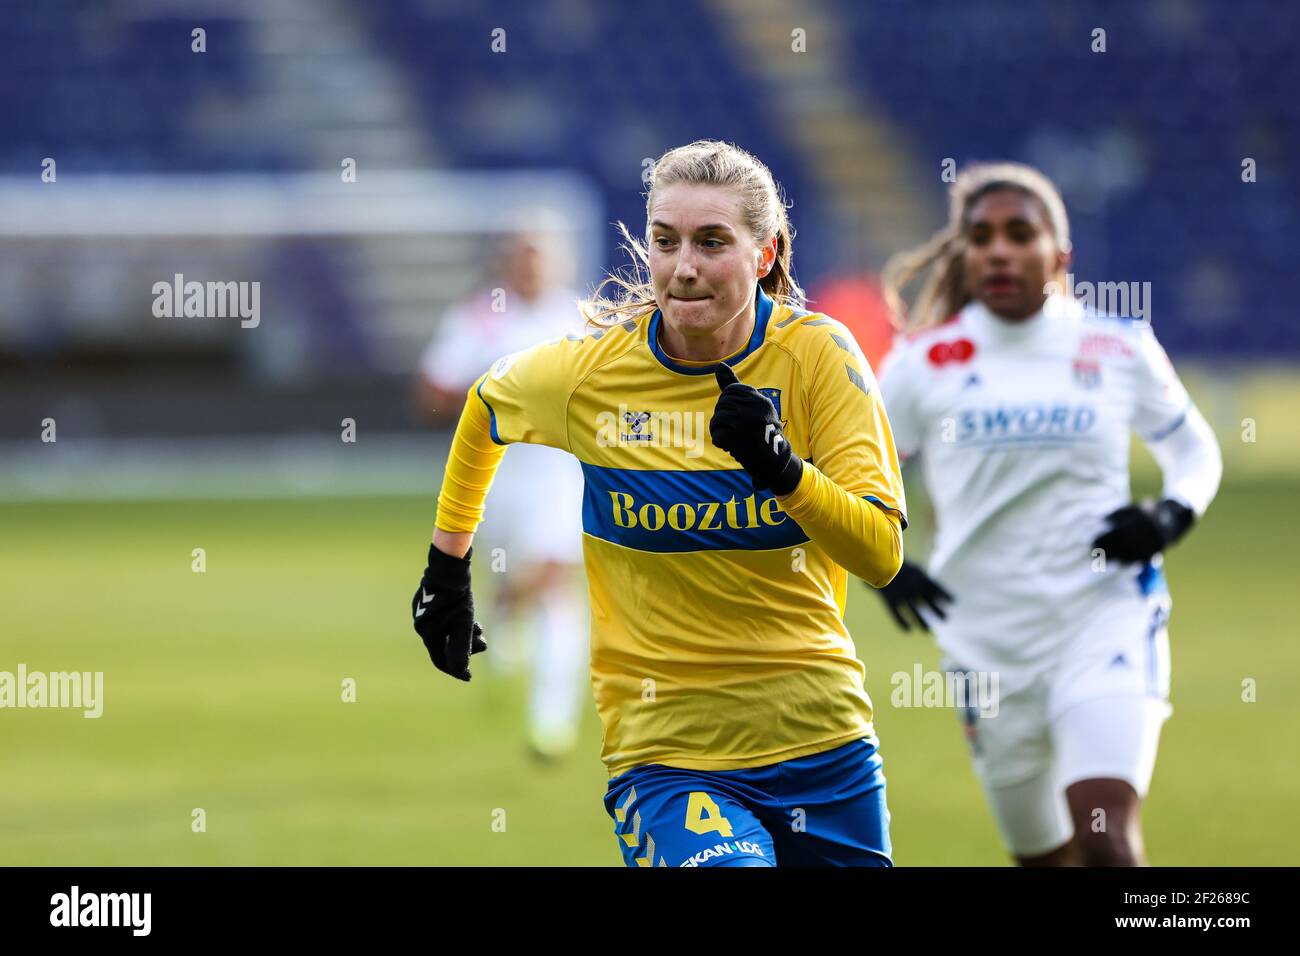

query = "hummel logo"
[
  {"left": 415, "top": 588, "right": 435, "bottom": 618},
  {"left": 765, "top": 423, "right": 786, "bottom": 454}
]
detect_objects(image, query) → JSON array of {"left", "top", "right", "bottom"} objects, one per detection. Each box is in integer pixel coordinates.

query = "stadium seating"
[{"left": 1, "top": 0, "right": 1294, "bottom": 354}]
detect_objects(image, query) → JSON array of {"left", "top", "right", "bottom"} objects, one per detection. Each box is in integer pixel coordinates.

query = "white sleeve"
[
  {"left": 1131, "top": 326, "right": 1222, "bottom": 517},
  {"left": 1143, "top": 401, "right": 1223, "bottom": 518},
  {"left": 876, "top": 339, "right": 923, "bottom": 460},
  {"left": 1131, "top": 324, "right": 1193, "bottom": 442}
]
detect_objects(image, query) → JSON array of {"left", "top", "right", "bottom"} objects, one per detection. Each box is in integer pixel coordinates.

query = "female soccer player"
[
  {"left": 410, "top": 140, "right": 908, "bottom": 867},
  {"left": 873, "top": 162, "right": 1223, "bottom": 866}
]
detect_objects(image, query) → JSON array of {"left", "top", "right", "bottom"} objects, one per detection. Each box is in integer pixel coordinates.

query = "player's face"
[
  {"left": 648, "top": 183, "right": 775, "bottom": 341},
  {"left": 501, "top": 236, "right": 548, "bottom": 301},
  {"left": 963, "top": 189, "right": 1066, "bottom": 320}
]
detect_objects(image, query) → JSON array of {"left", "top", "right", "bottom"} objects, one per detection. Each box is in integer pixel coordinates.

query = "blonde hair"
[
  {"left": 881, "top": 162, "right": 1071, "bottom": 333},
  {"left": 580, "top": 140, "right": 804, "bottom": 327}
]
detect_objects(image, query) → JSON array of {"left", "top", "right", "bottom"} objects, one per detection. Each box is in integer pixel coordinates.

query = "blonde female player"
[
  {"left": 872, "top": 163, "right": 1222, "bottom": 866},
  {"left": 409, "top": 140, "right": 908, "bottom": 867}
]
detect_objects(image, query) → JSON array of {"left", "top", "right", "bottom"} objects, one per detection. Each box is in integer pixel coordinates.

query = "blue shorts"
[{"left": 602, "top": 737, "right": 892, "bottom": 867}]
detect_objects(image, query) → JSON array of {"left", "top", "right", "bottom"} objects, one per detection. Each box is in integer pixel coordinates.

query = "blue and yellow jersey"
[{"left": 436, "top": 285, "right": 907, "bottom": 776}]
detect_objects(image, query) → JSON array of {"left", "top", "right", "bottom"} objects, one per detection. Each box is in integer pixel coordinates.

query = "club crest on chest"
[
  {"left": 756, "top": 387, "right": 789, "bottom": 430},
  {"left": 1072, "top": 358, "right": 1102, "bottom": 389}
]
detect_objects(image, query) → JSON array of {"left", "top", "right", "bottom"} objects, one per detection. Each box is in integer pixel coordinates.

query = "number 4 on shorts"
[{"left": 685, "top": 791, "right": 734, "bottom": 837}]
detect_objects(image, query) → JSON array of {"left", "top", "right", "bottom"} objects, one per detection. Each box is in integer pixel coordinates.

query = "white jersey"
[
  {"left": 878, "top": 295, "right": 1203, "bottom": 686},
  {"left": 420, "top": 285, "right": 586, "bottom": 563},
  {"left": 420, "top": 285, "right": 584, "bottom": 389}
]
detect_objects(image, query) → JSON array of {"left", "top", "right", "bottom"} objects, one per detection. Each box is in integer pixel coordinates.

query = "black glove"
[
  {"left": 873, "top": 560, "right": 954, "bottom": 633},
  {"left": 710, "top": 364, "right": 803, "bottom": 495},
  {"left": 1091, "top": 498, "right": 1195, "bottom": 565},
  {"left": 411, "top": 543, "right": 487, "bottom": 681}
]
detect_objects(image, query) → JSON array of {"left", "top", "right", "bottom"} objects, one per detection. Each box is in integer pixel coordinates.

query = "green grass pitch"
[{"left": 1, "top": 475, "right": 1296, "bottom": 865}]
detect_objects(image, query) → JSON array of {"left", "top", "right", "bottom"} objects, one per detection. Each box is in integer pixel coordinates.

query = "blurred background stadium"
[{"left": 1, "top": 0, "right": 1296, "bottom": 864}]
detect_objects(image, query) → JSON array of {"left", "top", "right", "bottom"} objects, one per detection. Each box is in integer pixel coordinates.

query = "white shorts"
[
  {"left": 475, "top": 442, "right": 584, "bottom": 566},
  {"left": 942, "top": 593, "right": 1173, "bottom": 857}
]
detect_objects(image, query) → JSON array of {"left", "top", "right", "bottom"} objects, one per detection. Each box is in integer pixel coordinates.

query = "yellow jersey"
[{"left": 436, "top": 284, "right": 907, "bottom": 776}]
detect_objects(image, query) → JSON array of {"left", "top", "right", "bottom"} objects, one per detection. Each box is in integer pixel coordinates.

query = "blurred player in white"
[
  {"left": 416, "top": 230, "right": 588, "bottom": 760},
  {"left": 873, "top": 163, "right": 1222, "bottom": 865}
]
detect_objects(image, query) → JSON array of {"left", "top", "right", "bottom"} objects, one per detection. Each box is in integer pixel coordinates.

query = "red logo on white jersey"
[
  {"left": 1078, "top": 332, "right": 1133, "bottom": 359},
  {"left": 928, "top": 338, "right": 976, "bottom": 367}
]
